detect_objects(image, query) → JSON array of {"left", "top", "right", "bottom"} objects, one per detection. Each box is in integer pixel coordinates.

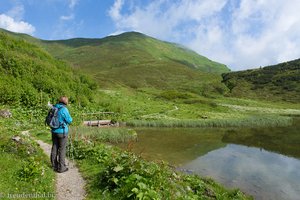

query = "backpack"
[{"left": 45, "top": 106, "right": 64, "bottom": 129}]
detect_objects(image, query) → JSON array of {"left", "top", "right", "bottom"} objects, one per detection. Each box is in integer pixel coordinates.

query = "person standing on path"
[{"left": 50, "top": 96, "right": 73, "bottom": 173}]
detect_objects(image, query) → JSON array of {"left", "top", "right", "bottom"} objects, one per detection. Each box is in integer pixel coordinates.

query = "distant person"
[{"left": 50, "top": 96, "right": 73, "bottom": 173}]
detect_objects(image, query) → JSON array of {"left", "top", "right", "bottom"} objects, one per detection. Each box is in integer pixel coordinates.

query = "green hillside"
[
  {"left": 0, "top": 31, "right": 97, "bottom": 107},
  {"left": 41, "top": 32, "right": 229, "bottom": 92},
  {"left": 0, "top": 29, "right": 229, "bottom": 94},
  {"left": 42, "top": 32, "right": 229, "bottom": 73},
  {"left": 222, "top": 59, "right": 300, "bottom": 102}
]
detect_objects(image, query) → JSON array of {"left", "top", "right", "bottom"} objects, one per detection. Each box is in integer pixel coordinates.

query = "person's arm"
[{"left": 62, "top": 108, "right": 73, "bottom": 125}]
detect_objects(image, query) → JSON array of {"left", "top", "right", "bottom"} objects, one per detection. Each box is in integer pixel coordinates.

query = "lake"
[{"left": 118, "top": 120, "right": 300, "bottom": 200}]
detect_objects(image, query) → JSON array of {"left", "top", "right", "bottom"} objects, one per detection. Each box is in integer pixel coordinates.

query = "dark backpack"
[{"left": 45, "top": 106, "right": 63, "bottom": 129}]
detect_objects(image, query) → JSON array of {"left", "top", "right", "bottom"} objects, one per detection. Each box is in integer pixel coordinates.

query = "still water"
[{"left": 119, "top": 121, "right": 300, "bottom": 200}]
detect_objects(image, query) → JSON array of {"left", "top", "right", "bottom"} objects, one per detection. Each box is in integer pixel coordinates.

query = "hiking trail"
[{"left": 35, "top": 139, "right": 86, "bottom": 200}]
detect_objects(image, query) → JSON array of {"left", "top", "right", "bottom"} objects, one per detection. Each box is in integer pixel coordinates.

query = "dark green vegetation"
[
  {"left": 222, "top": 59, "right": 300, "bottom": 102},
  {"left": 0, "top": 31, "right": 97, "bottom": 108},
  {"left": 0, "top": 113, "right": 55, "bottom": 199}
]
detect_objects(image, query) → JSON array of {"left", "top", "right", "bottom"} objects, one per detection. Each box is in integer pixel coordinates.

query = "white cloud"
[
  {"left": 69, "top": 0, "right": 79, "bottom": 9},
  {"left": 60, "top": 14, "right": 74, "bottom": 21},
  {"left": 0, "top": 3, "right": 35, "bottom": 35},
  {"left": 6, "top": 4, "right": 25, "bottom": 21},
  {"left": 109, "top": 0, "right": 300, "bottom": 70},
  {"left": 228, "top": 0, "right": 300, "bottom": 69},
  {"left": 0, "top": 14, "right": 35, "bottom": 35},
  {"left": 58, "top": 0, "right": 79, "bottom": 22},
  {"left": 56, "top": 0, "right": 80, "bottom": 37},
  {"left": 50, "top": 20, "right": 84, "bottom": 40},
  {"left": 109, "top": 0, "right": 227, "bottom": 40},
  {"left": 108, "top": 0, "right": 124, "bottom": 21}
]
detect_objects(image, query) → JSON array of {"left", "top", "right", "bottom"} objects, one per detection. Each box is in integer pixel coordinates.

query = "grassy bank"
[
  {"left": 93, "top": 88, "right": 300, "bottom": 124},
  {"left": 68, "top": 140, "right": 251, "bottom": 200},
  {"left": 0, "top": 118, "right": 55, "bottom": 199}
]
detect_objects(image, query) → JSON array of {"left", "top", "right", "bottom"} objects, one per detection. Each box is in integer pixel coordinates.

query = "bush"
[{"left": 0, "top": 32, "right": 97, "bottom": 108}]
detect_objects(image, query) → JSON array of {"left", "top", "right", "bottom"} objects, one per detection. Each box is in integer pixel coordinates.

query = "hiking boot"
[{"left": 57, "top": 168, "right": 69, "bottom": 173}]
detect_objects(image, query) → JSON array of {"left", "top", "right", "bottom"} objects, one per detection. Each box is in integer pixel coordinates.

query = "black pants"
[{"left": 51, "top": 133, "right": 68, "bottom": 172}]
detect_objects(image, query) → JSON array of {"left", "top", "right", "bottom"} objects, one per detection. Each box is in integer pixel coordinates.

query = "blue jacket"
[{"left": 51, "top": 103, "right": 73, "bottom": 135}]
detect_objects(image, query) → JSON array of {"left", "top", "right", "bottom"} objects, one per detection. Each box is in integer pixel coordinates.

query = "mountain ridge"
[
  {"left": 222, "top": 58, "right": 300, "bottom": 102},
  {"left": 41, "top": 31, "right": 229, "bottom": 73}
]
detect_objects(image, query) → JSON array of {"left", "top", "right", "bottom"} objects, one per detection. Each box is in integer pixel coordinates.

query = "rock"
[
  {"left": 21, "top": 131, "right": 30, "bottom": 137},
  {"left": 0, "top": 109, "right": 12, "bottom": 118},
  {"left": 12, "top": 136, "right": 21, "bottom": 142}
]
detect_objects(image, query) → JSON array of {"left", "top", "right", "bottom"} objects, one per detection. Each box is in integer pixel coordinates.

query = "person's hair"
[{"left": 58, "top": 96, "right": 69, "bottom": 105}]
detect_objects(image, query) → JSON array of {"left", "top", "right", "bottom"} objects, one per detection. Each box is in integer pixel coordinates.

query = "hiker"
[{"left": 50, "top": 96, "right": 73, "bottom": 173}]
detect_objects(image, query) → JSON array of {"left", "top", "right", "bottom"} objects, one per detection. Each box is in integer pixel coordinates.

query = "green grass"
[
  {"left": 30, "top": 128, "right": 53, "bottom": 144},
  {"left": 0, "top": 118, "right": 55, "bottom": 199},
  {"left": 93, "top": 88, "right": 299, "bottom": 127},
  {"left": 0, "top": 153, "right": 54, "bottom": 199}
]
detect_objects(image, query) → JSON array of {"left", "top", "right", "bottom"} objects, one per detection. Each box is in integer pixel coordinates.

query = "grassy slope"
[
  {"left": 43, "top": 32, "right": 229, "bottom": 91},
  {"left": 0, "top": 31, "right": 97, "bottom": 107},
  {"left": 222, "top": 59, "right": 300, "bottom": 103},
  {"left": 42, "top": 32, "right": 229, "bottom": 74}
]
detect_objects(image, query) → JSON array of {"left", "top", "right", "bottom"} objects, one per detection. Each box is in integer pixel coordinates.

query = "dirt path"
[{"left": 36, "top": 139, "right": 86, "bottom": 200}]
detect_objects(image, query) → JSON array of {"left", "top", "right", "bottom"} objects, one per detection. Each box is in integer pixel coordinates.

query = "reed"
[
  {"left": 69, "top": 126, "right": 137, "bottom": 143},
  {"left": 126, "top": 115, "right": 293, "bottom": 128}
]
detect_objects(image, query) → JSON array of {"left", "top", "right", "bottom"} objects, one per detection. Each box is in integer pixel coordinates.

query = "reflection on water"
[
  {"left": 222, "top": 122, "right": 300, "bottom": 159},
  {"left": 118, "top": 121, "right": 300, "bottom": 200},
  {"left": 184, "top": 144, "right": 300, "bottom": 200},
  {"left": 117, "top": 127, "right": 226, "bottom": 165}
]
